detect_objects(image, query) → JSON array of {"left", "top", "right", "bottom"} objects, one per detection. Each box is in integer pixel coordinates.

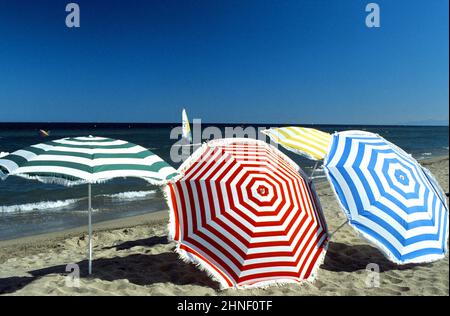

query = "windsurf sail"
[{"left": 182, "top": 108, "right": 192, "bottom": 143}]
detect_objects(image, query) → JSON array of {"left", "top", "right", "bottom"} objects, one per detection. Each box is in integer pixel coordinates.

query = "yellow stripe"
[
  {"left": 296, "top": 127, "right": 330, "bottom": 144},
  {"left": 266, "top": 127, "right": 332, "bottom": 160},
  {"left": 276, "top": 129, "right": 327, "bottom": 159},
  {"left": 289, "top": 127, "right": 330, "bottom": 147}
]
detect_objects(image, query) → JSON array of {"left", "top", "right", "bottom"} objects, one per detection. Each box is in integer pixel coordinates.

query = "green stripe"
[
  {"left": 25, "top": 160, "right": 92, "bottom": 172},
  {"left": 146, "top": 161, "right": 172, "bottom": 172},
  {"left": 1, "top": 154, "right": 29, "bottom": 167},
  {"left": 25, "top": 146, "right": 47, "bottom": 155},
  {"left": 46, "top": 141, "right": 137, "bottom": 149},
  {"left": 165, "top": 172, "right": 178, "bottom": 180}
]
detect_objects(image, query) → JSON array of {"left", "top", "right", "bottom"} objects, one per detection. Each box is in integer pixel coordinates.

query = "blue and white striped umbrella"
[{"left": 324, "top": 130, "right": 448, "bottom": 264}]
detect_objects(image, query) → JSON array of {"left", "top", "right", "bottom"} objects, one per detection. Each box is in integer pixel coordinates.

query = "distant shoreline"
[{"left": 0, "top": 155, "right": 447, "bottom": 249}]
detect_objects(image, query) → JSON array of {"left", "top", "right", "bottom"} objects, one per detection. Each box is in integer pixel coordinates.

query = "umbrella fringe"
[
  {"left": 11, "top": 173, "right": 168, "bottom": 187},
  {"left": 163, "top": 184, "right": 178, "bottom": 242},
  {"left": 171, "top": 243, "right": 330, "bottom": 290}
]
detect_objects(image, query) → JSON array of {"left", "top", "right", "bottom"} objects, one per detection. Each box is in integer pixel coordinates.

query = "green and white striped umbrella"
[
  {"left": 0, "top": 136, "right": 178, "bottom": 274},
  {"left": 0, "top": 136, "right": 177, "bottom": 184}
]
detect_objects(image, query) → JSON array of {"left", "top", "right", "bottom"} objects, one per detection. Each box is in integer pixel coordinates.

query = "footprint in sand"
[{"left": 384, "top": 274, "right": 403, "bottom": 284}]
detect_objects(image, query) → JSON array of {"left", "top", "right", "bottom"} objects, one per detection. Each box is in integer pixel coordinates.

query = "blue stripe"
[
  {"left": 326, "top": 169, "right": 351, "bottom": 218},
  {"left": 349, "top": 142, "right": 438, "bottom": 234},
  {"left": 440, "top": 204, "right": 448, "bottom": 250},
  {"left": 381, "top": 158, "right": 420, "bottom": 200},
  {"left": 324, "top": 134, "right": 339, "bottom": 165},
  {"left": 353, "top": 222, "right": 402, "bottom": 259},
  {"left": 366, "top": 154, "right": 429, "bottom": 215}
]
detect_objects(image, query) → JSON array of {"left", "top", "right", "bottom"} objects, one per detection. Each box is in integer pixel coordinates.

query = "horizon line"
[{"left": 0, "top": 121, "right": 448, "bottom": 127}]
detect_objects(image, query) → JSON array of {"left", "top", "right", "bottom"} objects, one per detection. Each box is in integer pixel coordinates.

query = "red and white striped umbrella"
[{"left": 166, "top": 138, "right": 328, "bottom": 289}]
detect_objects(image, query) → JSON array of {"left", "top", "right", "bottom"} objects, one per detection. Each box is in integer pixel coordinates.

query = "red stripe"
[
  {"left": 303, "top": 233, "right": 328, "bottom": 279},
  {"left": 169, "top": 183, "right": 180, "bottom": 241},
  {"left": 179, "top": 244, "right": 233, "bottom": 287}
]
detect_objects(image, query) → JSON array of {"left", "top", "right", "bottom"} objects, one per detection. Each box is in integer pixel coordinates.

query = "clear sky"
[{"left": 0, "top": 0, "right": 448, "bottom": 124}]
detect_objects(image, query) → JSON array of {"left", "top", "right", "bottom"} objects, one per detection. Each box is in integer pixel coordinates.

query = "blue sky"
[{"left": 0, "top": 0, "right": 448, "bottom": 124}]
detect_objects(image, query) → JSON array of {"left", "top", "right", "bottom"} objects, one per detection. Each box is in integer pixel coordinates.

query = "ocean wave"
[
  {"left": 0, "top": 152, "right": 8, "bottom": 158},
  {"left": 421, "top": 152, "right": 432, "bottom": 156},
  {"left": 0, "top": 190, "right": 157, "bottom": 214},
  {"left": 102, "top": 190, "right": 157, "bottom": 201},
  {"left": 1, "top": 198, "right": 81, "bottom": 213},
  {"left": 444, "top": 147, "right": 449, "bottom": 150}
]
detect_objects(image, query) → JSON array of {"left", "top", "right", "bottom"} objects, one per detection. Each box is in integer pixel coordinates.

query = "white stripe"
[
  {"left": 36, "top": 144, "right": 147, "bottom": 155},
  {"left": 0, "top": 159, "right": 19, "bottom": 173},
  {"left": 54, "top": 139, "right": 128, "bottom": 146}
]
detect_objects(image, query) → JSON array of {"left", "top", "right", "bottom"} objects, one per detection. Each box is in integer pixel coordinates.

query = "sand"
[{"left": 0, "top": 156, "right": 448, "bottom": 296}]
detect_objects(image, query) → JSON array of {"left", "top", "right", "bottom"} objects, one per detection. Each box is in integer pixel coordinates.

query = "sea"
[{"left": 0, "top": 123, "right": 448, "bottom": 240}]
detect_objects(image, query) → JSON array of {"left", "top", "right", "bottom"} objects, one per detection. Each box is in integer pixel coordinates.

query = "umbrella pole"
[
  {"left": 310, "top": 161, "right": 319, "bottom": 181},
  {"left": 88, "top": 183, "right": 92, "bottom": 275}
]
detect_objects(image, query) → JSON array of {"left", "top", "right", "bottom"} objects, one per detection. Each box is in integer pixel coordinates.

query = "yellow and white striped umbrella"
[{"left": 262, "top": 127, "right": 332, "bottom": 160}]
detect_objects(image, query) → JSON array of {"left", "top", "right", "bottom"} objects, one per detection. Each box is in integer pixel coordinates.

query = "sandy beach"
[{"left": 0, "top": 156, "right": 448, "bottom": 296}]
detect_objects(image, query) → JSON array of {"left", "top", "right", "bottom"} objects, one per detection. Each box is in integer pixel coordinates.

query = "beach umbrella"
[
  {"left": 165, "top": 138, "right": 328, "bottom": 288},
  {"left": 262, "top": 126, "right": 332, "bottom": 161},
  {"left": 324, "top": 130, "right": 448, "bottom": 264},
  {"left": 0, "top": 136, "right": 178, "bottom": 273}
]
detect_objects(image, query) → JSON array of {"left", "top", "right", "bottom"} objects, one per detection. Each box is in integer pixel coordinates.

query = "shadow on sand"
[
  {"left": 321, "top": 242, "right": 431, "bottom": 273},
  {"left": 1, "top": 240, "right": 429, "bottom": 294},
  {"left": 0, "top": 238, "right": 220, "bottom": 294},
  {"left": 102, "top": 236, "right": 170, "bottom": 251}
]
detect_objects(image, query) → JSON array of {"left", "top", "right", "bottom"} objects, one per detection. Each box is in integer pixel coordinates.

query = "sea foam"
[
  {"left": 105, "top": 190, "right": 157, "bottom": 200},
  {"left": 0, "top": 190, "right": 157, "bottom": 214},
  {"left": 1, "top": 198, "right": 81, "bottom": 213}
]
